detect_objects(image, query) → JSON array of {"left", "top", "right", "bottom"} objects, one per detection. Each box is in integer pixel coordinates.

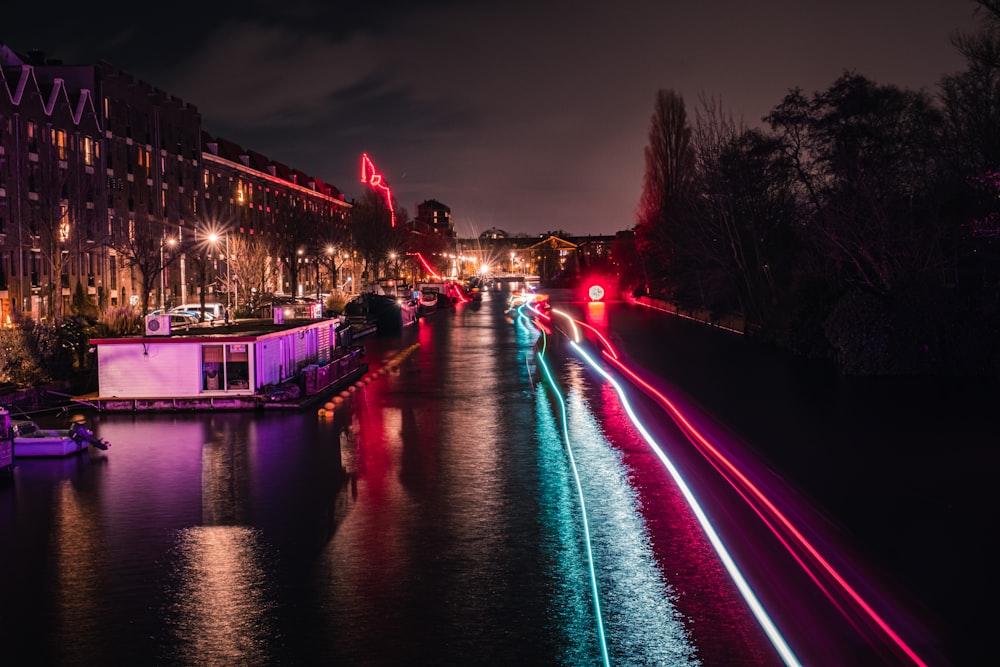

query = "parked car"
[
  {"left": 169, "top": 307, "right": 216, "bottom": 321},
  {"left": 170, "top": 302, "right": 225, "bottom": 319},
  {"left": 167, "top": 313, "right": 198, "bottom": 329}
]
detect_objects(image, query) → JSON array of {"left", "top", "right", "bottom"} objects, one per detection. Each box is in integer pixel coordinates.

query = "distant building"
[
  {"left": 413, "top": 199, "right": 454, "bottom": 241},
  {"left": 454, "top": 229, "right": 618, "bottom": 283}
]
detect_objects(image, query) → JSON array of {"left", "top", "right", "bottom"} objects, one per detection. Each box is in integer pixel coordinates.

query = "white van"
[{"left": 170, "top": 302, "right": 226, "bottom": 320}]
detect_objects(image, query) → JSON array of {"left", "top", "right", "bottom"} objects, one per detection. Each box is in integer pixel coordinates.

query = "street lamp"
[
  {"left": 296, "top": 248, "right": 304, "bottom": 298},
  {"left": 208, "top": 233, "right": 232, "bottom": 317},
  {"left": 160, "top": 236, "right": 176, "bottom": 309}
]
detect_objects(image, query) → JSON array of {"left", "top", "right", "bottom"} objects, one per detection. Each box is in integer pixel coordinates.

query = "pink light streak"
[
  {"left": 360, "top": 153, "right": 397, "bottom": 227},
  {"left": 572, "top": 317, "right": 618, "bottom": 360},
  {"left": 599, "top": 350, "right": 929, "bottom": 667}
]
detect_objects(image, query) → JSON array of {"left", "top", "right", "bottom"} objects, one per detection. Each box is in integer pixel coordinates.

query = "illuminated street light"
[
  {"left": 160, "top": 236, "right": 176, "bottom": 309},
  {"left": 208, "top": 233, "right": 232, "bottom": 317}
]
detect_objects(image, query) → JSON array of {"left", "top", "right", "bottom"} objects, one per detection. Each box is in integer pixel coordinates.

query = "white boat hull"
[
  {"left": 14, "top": 435, "right": 89, "bottom": 457},
  {"left": 11, "top": 420, "right": 108, "bottom": 458}
]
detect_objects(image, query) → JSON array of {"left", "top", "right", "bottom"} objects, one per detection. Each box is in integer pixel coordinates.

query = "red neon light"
[
  {"left": 360, "top": 153, "right": 397, "bottom": 227},
  {"left": 409, "top": 252, "right": 442, "bottom": 280}
]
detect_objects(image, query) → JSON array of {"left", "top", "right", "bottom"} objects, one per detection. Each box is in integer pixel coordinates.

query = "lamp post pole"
[
  {"left": 225, "top": 233, "right": 232, "bottom": 315},
  {"left": 160, "top": 242, "right": 165, "bottom": 310},
  {"left": 179, "top": 228, "right": 187, "bottom": 306},
  {"left": 159, "top": 237, "right": 175, "bottom": 310},
  {"left": 208, "top": 232, "right": 232, "bottom": 318}
]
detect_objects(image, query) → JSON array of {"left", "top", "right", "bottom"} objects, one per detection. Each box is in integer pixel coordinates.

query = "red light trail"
[
  {"left": 523, "top": 300, "right": 932, "bottom": 665},
  {"left": 554, "top": 305, "right": 931, "bottom": 666}
]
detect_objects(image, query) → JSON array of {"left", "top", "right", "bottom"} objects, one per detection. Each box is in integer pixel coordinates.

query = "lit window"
[{"left": 83, "top": 137, "right": 96, "bottom": 166}]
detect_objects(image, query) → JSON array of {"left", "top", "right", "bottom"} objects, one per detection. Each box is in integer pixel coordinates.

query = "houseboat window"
[
  {"left": 227, "top": 344, "right": 249, "bottom": 390},
  {"left": 202, "top": 345, "right": 224, "bottom": 391}
]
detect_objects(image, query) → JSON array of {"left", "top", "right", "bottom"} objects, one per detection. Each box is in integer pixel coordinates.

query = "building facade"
[{"left": 0, "top": 44, "right": 350, "bottom": 325}]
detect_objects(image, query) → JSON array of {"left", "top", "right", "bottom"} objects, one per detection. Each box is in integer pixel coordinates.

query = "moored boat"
[{"left": 12, "top": 419, "right": 110, "bottom": 457}]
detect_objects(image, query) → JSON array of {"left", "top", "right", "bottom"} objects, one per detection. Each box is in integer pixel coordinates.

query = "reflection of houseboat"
[{"left": 89, "top": 317, "right": 366, "bottom": 412}]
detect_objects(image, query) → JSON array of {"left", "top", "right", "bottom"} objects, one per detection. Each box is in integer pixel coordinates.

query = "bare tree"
[
  {"left": 108, "top": 222, "right": 183, "bottom": 317},
  {"left": 27, "top": 151, "right": 84, "bottom": 325},
  {"left": 229, "top": 234, "right": 276, "bottom": 314},
  {"left": 691, "top": 97, "right": 798, "bottom": 328},
  {"left": 351, "top": 190, "right": 397, "bottom": 286},
  {"left": 634, "top": 89, "right": 697, "bottom": 296}
]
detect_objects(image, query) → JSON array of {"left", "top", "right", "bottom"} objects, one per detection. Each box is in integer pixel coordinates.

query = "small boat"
[
  {"left": 12, "top": 420, "right": 110, "bottom": 458},
  {"left": 419, "top": 290, "right": 438, "bottom": 306}
]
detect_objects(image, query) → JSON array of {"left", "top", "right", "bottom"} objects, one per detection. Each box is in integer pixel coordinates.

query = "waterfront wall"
[{"left": 629, "top": 295, "right": 746, "bottom": 334}]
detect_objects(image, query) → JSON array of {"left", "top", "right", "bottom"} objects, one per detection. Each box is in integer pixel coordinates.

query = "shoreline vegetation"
[{"left": 627, "top": 2, "right": 1000, "bottom": 378}]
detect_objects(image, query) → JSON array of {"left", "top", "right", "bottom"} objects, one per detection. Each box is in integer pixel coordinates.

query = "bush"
[
  {"left": 99, "top": 306, "right": 142, "bottom": 336},
  {"left": 0, "top": 313, "right": 75, "bottom": 386},
  {"left": 325, "top": 290, "right": 351, "bottom": 315}
]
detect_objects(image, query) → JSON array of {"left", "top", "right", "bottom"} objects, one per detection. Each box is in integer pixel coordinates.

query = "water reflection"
[
  {"left": 54, "top": 477, "right": 104, "bottom": 662},
  {"left": 1, "top": 290, "right": 756, "bottom": 665},
  {"left": 168, "top": 526, "right": 274, "bottom": 666},
  {"left": 200, "top": 417, "right": 251, "bottom": 525}
]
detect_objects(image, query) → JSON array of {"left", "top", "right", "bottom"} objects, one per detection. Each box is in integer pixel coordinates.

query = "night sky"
[{"left": 1, "top": 1, "right": 981, "bottom": 236}]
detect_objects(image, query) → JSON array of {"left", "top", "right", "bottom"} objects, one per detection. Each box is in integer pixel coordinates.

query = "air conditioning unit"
[{"left": 145, "top": 314, "right": 171, "bottom": 336}]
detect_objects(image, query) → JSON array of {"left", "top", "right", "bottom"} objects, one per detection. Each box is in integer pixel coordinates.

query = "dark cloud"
[{"left": 1, "top": 0, "right": 980, "bottom": 235}]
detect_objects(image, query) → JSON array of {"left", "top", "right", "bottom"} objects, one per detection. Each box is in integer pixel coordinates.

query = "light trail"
[
  {"left": 571, "top": 318, "right": 619, "bottom": 360},
  {"left": 599, "top": 351, "right": 930, "bottom": 667},
  {"left": 528, "top": 303, "right": 928, "bottom": 665},
  {"left": 522, "top": 311, "right": 610, "bottom": 666},
  {"left": 569, "top": 341, "right": 802, "bottom": 667},
  {"left": 550, "top": 308, "right": 579, "bottom": 341}
]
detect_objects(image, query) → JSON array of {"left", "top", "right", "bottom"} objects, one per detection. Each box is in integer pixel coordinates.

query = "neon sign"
[
  {"left": 360, "top": 153, "right": 396, "bottom": 226},
  {"left": 587, "top": 284, "right": 606, "bottom": 302}
]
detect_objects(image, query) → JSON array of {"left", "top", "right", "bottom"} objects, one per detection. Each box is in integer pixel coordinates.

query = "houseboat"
[{"left": 89, "top": 316, "right": 367, "bottom": 412}]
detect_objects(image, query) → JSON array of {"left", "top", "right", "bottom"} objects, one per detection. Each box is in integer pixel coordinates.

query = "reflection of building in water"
[
  {"left": 55, "top": 479, "right": 103, "bottom": 650},
  {"left": 170, "top": 526, "right": 272, "bottom": 666},
  {"left": 200, "top": 419, "right": 251, "bottom": 526}
]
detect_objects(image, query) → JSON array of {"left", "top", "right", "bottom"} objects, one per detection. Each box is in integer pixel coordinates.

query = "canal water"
[
  {"left": 0, "top": 290, "right": 992, "bottom": 665},
  {"left": 561, "top": 296, "right": 997, "bottom": 667},
  {"left": 0, "top": 291, "right": 700, "bottom": 666}
]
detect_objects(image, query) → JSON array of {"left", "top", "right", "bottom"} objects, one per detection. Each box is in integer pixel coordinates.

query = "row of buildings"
[
  {"left": 0, "top": 43, "right": 354, "bottom": 325},
  {"left": 1, "top": 42, "right": 622, "bottom": 327}
]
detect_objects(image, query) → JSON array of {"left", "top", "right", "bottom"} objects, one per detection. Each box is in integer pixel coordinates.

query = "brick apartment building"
[{"left": 0, "top": 43, "right": 350, "bottom": 324}]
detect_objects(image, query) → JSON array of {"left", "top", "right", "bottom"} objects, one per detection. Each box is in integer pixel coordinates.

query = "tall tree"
[
  {"left": 634, "top": 89, "right": 696, "bottom": 297},
  {"left": 767, "top": 72, "right": 949, "bottom": 297},
  {"left": 350, "top": 190, "right": 397, "bottom": 286},
  {"left": 942, "top": 0, "right": 1000, "bottom": 237},
  {"left": 691, "top": 98, "right": 798, "bottom": 329}
]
